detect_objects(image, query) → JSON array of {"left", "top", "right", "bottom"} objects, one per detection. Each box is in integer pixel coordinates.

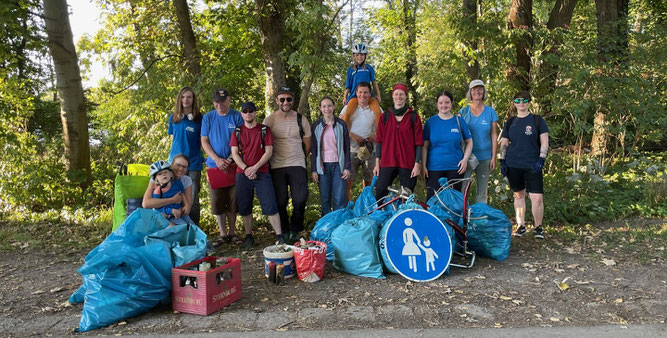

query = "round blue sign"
[{"left": 382, "top": 209, "right": 452, "bottom": 282}]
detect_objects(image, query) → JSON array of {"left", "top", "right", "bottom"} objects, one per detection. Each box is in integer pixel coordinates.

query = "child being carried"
[{"left": 149, "top": 160, "right": 190, "bottom": 227}]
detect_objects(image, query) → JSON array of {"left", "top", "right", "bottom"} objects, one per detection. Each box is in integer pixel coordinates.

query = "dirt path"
[{"left": 1, "top": 220, "right": 665, "bottom": 336}]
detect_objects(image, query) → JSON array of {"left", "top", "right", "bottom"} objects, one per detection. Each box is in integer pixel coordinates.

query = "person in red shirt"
[
  {"left": 230, "top": 101, "right": 284, "bottom": 248},
  {"left": 373, "top": 83, "right": 424, "bottom": 201}
]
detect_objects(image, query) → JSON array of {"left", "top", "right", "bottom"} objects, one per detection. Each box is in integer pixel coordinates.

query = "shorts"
[
  {"left": 350, "top": 150, "right": 375, "bottom": 184},
  {"left": 507, "top": 167, "right": 543, "bottom": 194},
  {"left": 209, "top": 184, "right": 238, "bottom": 215},
  {"left": 236, "top": 173, "right": 279, "bottom": 217}
]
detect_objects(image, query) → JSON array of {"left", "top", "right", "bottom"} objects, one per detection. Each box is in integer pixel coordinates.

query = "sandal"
[
  {"left": 228, "top": 235, "right": 243, "bottom": 245},
  {"left": 211, "top": 236, "right": 226, "bottom": 248}
]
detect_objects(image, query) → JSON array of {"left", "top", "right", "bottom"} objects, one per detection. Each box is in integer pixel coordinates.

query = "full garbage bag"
[
  {"left": 69, "top": 209, "right": 207, "bottom": 332},
  {"left": 332, "top": 216, "right": 385, "bottom": 279},
  {"left": 145, "top": 223, "right": 207, "bottom": 267},
  {"left": 310, "top": 201, "right": 354, "bottom": 261},
  {"left": 352, "top": 176, "right": 393, "bottom": 224},
  {"left": 466, "top": 203, "right": 512, "bottom": 261}
]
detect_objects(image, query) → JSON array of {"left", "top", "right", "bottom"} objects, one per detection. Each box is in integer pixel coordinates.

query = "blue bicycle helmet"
[
  {"left": 149, "top": 160, "right": 172, "bottom": 179},
  {"left": 351, "top": 42, "right": 368, "bottom": 54}
]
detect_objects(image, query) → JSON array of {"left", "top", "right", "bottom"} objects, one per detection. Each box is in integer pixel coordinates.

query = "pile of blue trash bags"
[
  {"left": 69, "top": 209, "right": 207, "bottom": 332},
  {"left": 310, "top": 177, "right": 512, "bottom": 279}
]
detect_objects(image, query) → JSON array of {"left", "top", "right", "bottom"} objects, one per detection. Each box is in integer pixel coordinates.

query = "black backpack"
[{"left": 234, "top": 124, "right": 268, "bottom": 157}]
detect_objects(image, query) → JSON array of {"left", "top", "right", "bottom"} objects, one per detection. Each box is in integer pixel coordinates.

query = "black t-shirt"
[{"left": 501, "top": 114, "right": 549, "bottom": 168}]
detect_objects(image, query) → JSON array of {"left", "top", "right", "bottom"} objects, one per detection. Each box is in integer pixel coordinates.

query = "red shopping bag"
[{"left": 293, "top": 241, "right": 327, "bottom": 282}]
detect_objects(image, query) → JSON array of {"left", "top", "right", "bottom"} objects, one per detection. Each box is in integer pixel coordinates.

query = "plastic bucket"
[
  {"left": 293, "top": 241, "right": 327, "bottom": 282},
  {"left": 263, "top": 245, "right": 296, "bottom": 279}
]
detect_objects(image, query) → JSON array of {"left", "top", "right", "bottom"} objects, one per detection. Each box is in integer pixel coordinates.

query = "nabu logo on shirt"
[
  {"left": 525, "top": 126, "right": 533, "bottom": 135},
  {"left": 451, "top": 128, "right": 460, "bottom": 133},
  {"left": 228, "top": 123, "right": 235, "bottom": 129}
]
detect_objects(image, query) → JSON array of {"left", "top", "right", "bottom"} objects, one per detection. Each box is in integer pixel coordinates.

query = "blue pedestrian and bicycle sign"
[{"left": 382, "top": 209, "right": 452, "bottom": 282}]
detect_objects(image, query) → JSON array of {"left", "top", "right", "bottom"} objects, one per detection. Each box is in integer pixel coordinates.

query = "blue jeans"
[{"left": 319, "top": 162, "right": 346, "bottom": 216}]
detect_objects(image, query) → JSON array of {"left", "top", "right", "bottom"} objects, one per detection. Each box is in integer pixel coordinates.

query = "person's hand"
[
  {"left": 367, "top": 134, "right": 376, "bottom": 143},
  {"left": 500, "top": 160, "right": 508, "bottom": 177},
  {"left": 311, "top": 172, "right": 319, "bottom": 183},
  {"left": 170, "top": 193, "right": 183, "bottom": 204},
  {"left": 341, "top": 169, "right": 350, "bottom": 180},
  {"left": 490, "top": 159, "right": 497, "bottom": 171},
  {"left": 214, "top": 157, "right": 227, "bottom": 170},
  {"left": 421, "top": 164, "right": 428, "bottom": 180},
  {"left": 182, "top": 205, "right": 191, "bottom": 215},
  {"left": 457, "top": 159, "right": 468, "bottom": 175},
  {"left": 373, "top": 163, "right": 380, "bottom": 177},
  {"left": 531, "top": 157, "right": 545, "bottom": 174},
  {"left": 411, "top": 163, "right": 420, "bottom": 178},
  {"left": 172, "top": 208, "right": 182, "bottom": 218},
  {"left": 245, "top": 165, "right": 258, "bottom": 178},
  {"left": 352, "top": 134, "right": 365, "bottom": 146}
]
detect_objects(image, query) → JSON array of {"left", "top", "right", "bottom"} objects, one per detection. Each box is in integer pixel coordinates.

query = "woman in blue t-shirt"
[
  {"left": 499, "top": 91, "right": 549, "bottom": 239},
  {"left": 458, "top": 79, "right": 498, "bottom": 204},
  {"left": 422, "top": 91, "right": 473, "bottom": 200},
  {"left": 168, "top": 87, "right": 202, "bottom": 224}
]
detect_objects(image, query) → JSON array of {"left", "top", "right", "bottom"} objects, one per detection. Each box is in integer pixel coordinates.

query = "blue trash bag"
[
  {"left": 466, "top": 203, "right": 512, "bottom": 261},
  {"left": 426, "top": 177, "right": 464, "bottom": 226},
  {"left": 145, "top": 223, "right": 207, "bottom": 267},
  {"left": 69, "top": 209, "right": 207, "bottom": 332},
  {"left": 352, "top": 176, "right": 379, "bottom": 217},
  {"left": 378, "top": 197, "right": 423, "bottom": 274},
  {"left": 310, "top": 201, "right": 355, "bottom": 261},
  {"left": 332, "top": 216, "right": 385, "bottom": 279}
]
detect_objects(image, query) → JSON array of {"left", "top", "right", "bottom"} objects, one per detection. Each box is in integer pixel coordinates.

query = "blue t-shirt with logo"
[
  {"left": 459, "top": 105, "right": 498, "bottom": 161},
  {"left": 423, "top": 115, "right": 472, "bottom": 171},
  {"left": 168, "top": 114, "right": 203, "bottom": 171},
  {"left": 501, "top": 113, "right": 549, "bottom": 168},
  {"left": 345, "top": 64, "right": 376, "bottom": 103},
  {"left": 201, "top": 109, "right": 243, "bottom": 168}
]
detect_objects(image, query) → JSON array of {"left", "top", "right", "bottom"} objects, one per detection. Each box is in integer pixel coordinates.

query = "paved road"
[{"left": 131, "top": 324, "right": 666, "bottom": 338}]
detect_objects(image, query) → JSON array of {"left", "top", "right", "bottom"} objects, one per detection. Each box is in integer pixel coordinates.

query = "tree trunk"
[
  {"left": 173, "top": 0, "right": 201, "bottom": 80},
  {"left": 535, "top": 0, "right": 577, "bottom": 115},
  {"left": 42, "top": 0, "right": 91, "bottom": 188},
  {"left": 402, "top": 0, "right": 418, "bottom": 110},
  {"left": 462, "top": 0, "right": 480, "bottom": 81},
  {"left": 507, "top": 0, "right": 533, "bottom": 91},
  {"left": 129, "top": 2, "right": 156, "bottom": 84},
  {"left": 255, "top": 0, "right": 289, "bottom": 112}
]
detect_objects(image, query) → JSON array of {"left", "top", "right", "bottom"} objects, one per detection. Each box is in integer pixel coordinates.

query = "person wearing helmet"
[
  {"left": 148, "top": 160, "right": 191, "bottom": 226},
  {"left": 342, "top": 42, "right": 382, "bottom": 108},
  {"left": 143, "top": 155, "right": 195, "bottom": 226}
]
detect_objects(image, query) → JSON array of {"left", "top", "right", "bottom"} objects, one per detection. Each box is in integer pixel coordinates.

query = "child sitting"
[
  {"left": 149, "top": 160, "right": 190, "bottom": 226},
  {"left": 341, "top": 42, "right": 382, "bottom": 123}
]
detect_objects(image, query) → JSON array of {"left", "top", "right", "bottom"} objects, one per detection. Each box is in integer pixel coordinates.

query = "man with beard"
[{"left": 263, "top": 86, "right": 312, "bottom": 242}]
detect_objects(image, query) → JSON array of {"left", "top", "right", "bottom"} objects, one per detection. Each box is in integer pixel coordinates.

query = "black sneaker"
[
  {"left": 276, "top": 234, "right": 285, "bottom": 245},
  {"left": 534, "top": 226, "right": 545, "bottom": 239},
  {"left": 243, "top": 234, "right": 255, "bottom": 250},
  {"left": 513, "top": 225, "right": 527, "bottom": 237}
]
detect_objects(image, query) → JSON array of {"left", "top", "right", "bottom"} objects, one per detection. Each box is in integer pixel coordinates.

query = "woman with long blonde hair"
[{"left": 168, "top": 86, "right": 202, "bottom": 224}]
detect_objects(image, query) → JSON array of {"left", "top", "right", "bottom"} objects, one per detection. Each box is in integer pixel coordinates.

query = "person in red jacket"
[{"left": 373, "top": 83, "right": 424, "bottom": 201}]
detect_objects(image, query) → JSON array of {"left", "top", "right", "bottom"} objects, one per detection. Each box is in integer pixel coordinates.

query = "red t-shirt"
[
  {"left": 229, "top": 124, "right": 274, "bottom": 174},
  {"left": 376, "top": 109, "right": 424, "bottom": 169}
]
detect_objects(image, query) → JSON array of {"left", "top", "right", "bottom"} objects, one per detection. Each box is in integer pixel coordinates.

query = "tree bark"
[
  {"left": 173, "top": 0, "right": 201, "bottom": 80},
  {"left": 255, "top": 0, "right": 289, "bottom": 112},
  {"left": 507, "top": 0, "right": 533, "bottom": 91},
  {"left": 462, "top": 0, "right": 480, "bottom": 81},
  {"left": 42, "top": 0, "right": 91, "bottom": 188}
]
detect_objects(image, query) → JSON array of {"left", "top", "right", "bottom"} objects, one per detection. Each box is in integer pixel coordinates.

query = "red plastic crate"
[{"left": 171, "top": 256, "right": 242, "bottom": 315}]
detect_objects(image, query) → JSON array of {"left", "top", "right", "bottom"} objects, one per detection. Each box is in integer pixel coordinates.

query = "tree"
[
  {"left": 42, "top": 0, "right": 91, "bottom": 188},
  {"left": 173, "top": 0, "right": 201, "bottom": 81},
  {"left": 255, "top": 0, "right": 290, "bottom": 111},
  {"left": 461, "top": 0, "right": 480, "bottom": 80},
  {"left": 507, "top": 0, "right": 532, "bottom": 91}
]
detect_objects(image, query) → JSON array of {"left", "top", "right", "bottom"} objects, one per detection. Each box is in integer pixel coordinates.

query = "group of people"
[{"left": 142, "top": 42, "right": 550, "bottom": 248}]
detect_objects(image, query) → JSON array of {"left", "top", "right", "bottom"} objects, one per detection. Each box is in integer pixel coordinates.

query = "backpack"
[
  {"left": 235, "top": 124, "right": 268, "bottom": 157},
  {"left": 383, "top": 109, "right": 417, "bottom": 133},
  {"left": 297, "top": 112, "right": 308, "bottom": 154}
]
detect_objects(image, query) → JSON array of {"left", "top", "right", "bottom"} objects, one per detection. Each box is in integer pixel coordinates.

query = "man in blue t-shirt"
[{"left": 201, "top": 88, "right": 244, "bottom": 245}]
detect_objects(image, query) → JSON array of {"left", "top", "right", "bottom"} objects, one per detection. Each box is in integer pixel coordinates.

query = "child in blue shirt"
[
  {"left": 149, "top": 160, "right": 190, "bottom": 227},
  {"left": 341, "top": 43, "right": 382, "bottom": 122}
]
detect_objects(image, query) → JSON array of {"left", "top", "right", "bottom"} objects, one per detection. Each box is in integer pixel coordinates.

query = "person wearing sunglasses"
[
  {"left": 458, "top": 79, "right": 499, "bottom": 203},
  {"left": 263, "top": 86, "right": 312, "bottom": 242},
  {"left": 499, "top": 91, "right": 549, "bottom": 239}
]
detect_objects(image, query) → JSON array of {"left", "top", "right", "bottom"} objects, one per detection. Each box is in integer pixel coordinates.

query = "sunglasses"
[
  {"left": 514, "top": 98, "right": 530, "bottom": 103},
  {"left": 279, "top": 97, "right": 293, "bottom": 103},
  {"left": 242, "top": 110, "right": 256, "bottom": 114}
]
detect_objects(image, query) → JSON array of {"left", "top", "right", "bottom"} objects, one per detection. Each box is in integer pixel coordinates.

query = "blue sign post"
[{"left": 382, "top": 209, "right": 452, "bottom": 282}]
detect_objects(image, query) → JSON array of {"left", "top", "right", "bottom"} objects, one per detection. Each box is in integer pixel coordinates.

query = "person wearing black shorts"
[{"left": 499, "top": 91, "right": 549, "bottom": 239}]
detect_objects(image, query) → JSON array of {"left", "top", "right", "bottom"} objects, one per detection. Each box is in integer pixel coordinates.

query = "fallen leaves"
[{"left": 601, "top": 258, "right": 617, "bottom": 266}]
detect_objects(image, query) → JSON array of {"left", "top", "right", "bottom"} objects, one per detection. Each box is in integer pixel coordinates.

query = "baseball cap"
[
  {"left": 276, "top": 86, "right": 294, "bottom": 97},
  {"left": 212, "top": 88, "right": 229, "bottom": 102},
  {"left": 241, "top": 101, "right": 257, "bottom": 112},
  {"left": 468, "top": 79, "right": 485, "bottom": 89}
]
